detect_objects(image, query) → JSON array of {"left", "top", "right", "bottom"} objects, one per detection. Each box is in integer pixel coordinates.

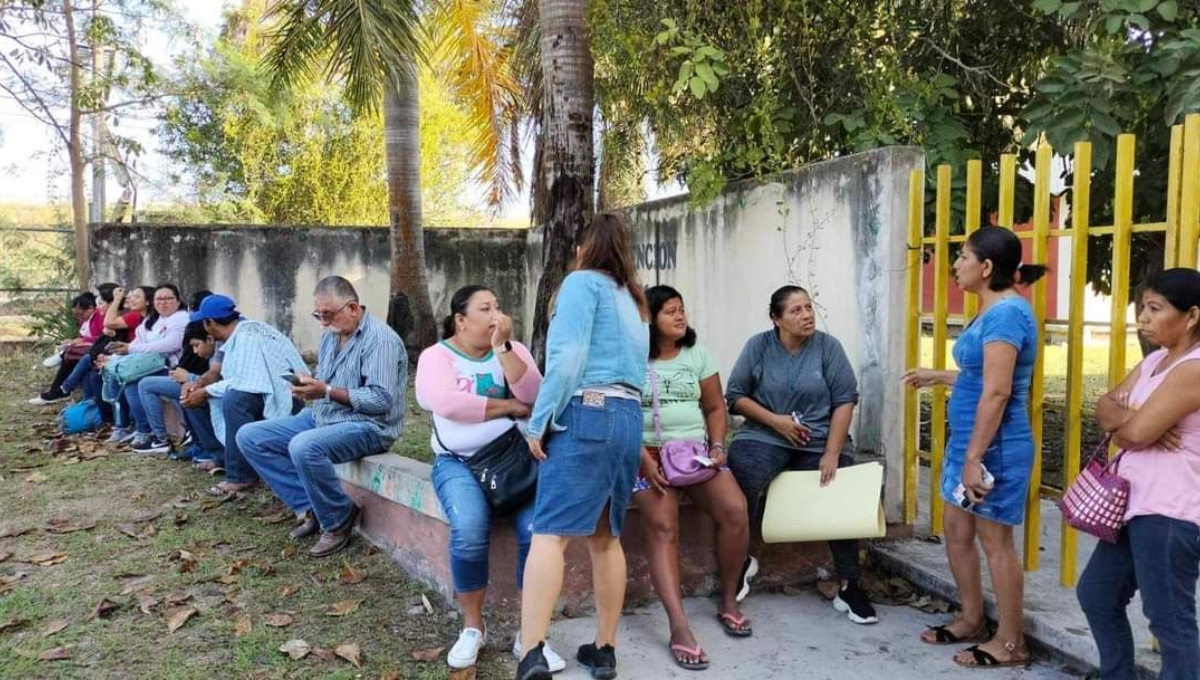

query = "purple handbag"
[
  {"left": 1057, "top": 436, "right": 1129, "bottom": 543},
  {"left": 649, "top": 362, "right": 718, "bottom": 487}
]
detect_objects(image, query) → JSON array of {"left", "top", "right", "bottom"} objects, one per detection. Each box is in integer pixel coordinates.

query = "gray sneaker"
[{"left": 106, "top": 427, "right": 135, "bottom": 444}]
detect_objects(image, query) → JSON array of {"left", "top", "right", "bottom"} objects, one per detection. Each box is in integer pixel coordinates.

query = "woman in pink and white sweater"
[{"left": 415, "top": 285, "right": 564, "bottom": 673}]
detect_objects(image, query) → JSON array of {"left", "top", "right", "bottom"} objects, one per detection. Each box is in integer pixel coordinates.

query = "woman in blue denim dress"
[
  {"left": 903, "top": 226, "right": 1046, "bottom": 668},
  {"left": 516, "top": 214, "right": 650, "bottom": 680}
]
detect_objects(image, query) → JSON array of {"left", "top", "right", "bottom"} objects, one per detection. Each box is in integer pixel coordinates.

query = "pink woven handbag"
[{"left": 1057, "top": 437, "right": 1129, "bottom": 543}]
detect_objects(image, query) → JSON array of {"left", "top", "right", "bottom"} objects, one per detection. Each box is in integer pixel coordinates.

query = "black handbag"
[{"left": 433, "top": 421, "right": 539, "bottom": 515}]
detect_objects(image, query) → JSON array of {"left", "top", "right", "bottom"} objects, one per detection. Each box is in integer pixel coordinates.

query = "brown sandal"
[{"left": 206, "top": 481, "right": 254, "bottom": 498}]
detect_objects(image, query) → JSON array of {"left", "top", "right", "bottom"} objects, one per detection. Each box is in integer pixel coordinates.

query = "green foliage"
[
  {"left": 159, "top": 1, "right": 480, "bottom": 226},
  {"left": 1021, "top": 0, "right": 1200, "bottom": 294}
]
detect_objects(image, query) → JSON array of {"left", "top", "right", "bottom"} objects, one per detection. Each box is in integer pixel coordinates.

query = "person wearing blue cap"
[
  {"left": 179, "top": 294, "right": 310, "bottom": 498},
  {"left": 237, "top": 275, "right": 407, "bottom": 558}
]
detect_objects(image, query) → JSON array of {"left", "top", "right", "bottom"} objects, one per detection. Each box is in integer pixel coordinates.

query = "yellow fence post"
[
  {"left": 998, "top": 154, "right": 1017, "bottom": 228},
  {"left": 1109, "top": 135, "right": 1136, "bottom": 390},
  {"left": 1061, "top": 141, "right": 1092, "bottom": 587},
  {"left": 1024, "top": 144, "right": 1052, "bottom": 573},
  {"left": 931, "top": 165, "right": 952, "bottom": 536},
  {"left": 1180, "top": 114, "right": 1200, "bottom": 268},
  {"left": 905, "top": 169, "right": 924, "bottom": 526},
  {"left": 964, "top": 160, "right": 983, "bottom": 321},
  {"left": 1166, "top": 125, "right": 1183, "bottom": 269}
]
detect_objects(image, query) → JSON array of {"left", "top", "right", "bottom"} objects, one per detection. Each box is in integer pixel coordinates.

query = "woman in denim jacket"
[{"left": 516, "top": 214, "right": 650, "bottom": 680}]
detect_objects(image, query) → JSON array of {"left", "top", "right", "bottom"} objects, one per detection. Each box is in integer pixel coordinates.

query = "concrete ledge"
[{"left": 337, "top": 454, "right": 838, "bottom": 609}]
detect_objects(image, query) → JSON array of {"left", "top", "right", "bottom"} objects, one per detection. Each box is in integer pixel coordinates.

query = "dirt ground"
[{"left": 0, "top": 346, "right": 509, "bottom": 680}]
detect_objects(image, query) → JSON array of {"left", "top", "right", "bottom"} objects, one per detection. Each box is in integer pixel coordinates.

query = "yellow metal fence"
[{"left": 904, "top": 114, "right": 1200, "bottom": 587}]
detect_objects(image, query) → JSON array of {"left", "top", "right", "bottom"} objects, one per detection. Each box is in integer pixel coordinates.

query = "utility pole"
[{"left": 89, "top": 0, "right": 105, "bottom": 226}]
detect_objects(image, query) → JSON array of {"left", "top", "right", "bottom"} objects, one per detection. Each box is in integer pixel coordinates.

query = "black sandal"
[
  {"left": 953, "top": 643, "right": 1032, "bottom": 669},
  {"left": 921, "top": 623, "right": 988, "bottom": 645}
]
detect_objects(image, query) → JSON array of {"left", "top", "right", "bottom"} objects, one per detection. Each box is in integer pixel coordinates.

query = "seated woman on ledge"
[
  {"left": 415, "top": 285, "right": 564, "bottom": 673},
  {"left": 634, "top": 285, "right": 751, "bottom": 671},
  {"left": 725, "top": 285, "right": 878, "bottom": 626}
]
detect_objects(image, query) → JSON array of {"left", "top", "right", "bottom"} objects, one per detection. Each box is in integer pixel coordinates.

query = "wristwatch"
[
  {"left": 495, "top": 341, "right": 513, "bottom": 354},
  {"left": 324, "top": 384, "right": 333, "bottom": 401}
]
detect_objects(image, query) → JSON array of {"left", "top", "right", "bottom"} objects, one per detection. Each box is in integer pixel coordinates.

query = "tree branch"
[
  {"left": 0, "top": 50, "right": 69, "bottom": 147},
  {"left": 919, "top": 37, "right": 1013, "bottom": 91}
]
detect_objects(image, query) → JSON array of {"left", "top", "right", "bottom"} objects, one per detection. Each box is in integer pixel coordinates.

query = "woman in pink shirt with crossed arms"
[{"left": 1080, "top": 268, "right": 1200, "bottom": 680}]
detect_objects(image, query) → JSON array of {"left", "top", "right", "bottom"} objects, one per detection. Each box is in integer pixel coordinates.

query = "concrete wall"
[
  {"left": 91, "top": 146, "right": 922, "bottom": 522},
  {"left": 90, "top": 225, "right": 531, "bottom": 353},
  {"left": 620, "top": 147, "right": 924, "bottom": 522}
]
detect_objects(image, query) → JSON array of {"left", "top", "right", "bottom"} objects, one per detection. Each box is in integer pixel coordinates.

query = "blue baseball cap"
[{"left": 190, "top": 294, "right": 239, "bottom": 322}]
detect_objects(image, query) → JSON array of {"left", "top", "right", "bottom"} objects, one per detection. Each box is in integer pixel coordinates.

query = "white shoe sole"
[
  {"left": 736, "top": 555, "right": 759, "bottom": 602},
  {"left": 833, "top": 595, "right": 879, "bottom": 624},
  {"left": 513, "top": 642, "right": 567, "bottom": 673},
  {"left": 448, "top": 630, "right": 486, "bottom": 669}
]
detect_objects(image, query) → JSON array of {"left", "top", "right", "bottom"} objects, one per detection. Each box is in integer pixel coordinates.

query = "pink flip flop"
[{"left": 670, "top": 642, "right": 709, "bottom": 670}]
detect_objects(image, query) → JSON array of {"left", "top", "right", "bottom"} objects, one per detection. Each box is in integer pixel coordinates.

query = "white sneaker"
[
  {"left": 513, "top": 638, "right": 566, "bottom": 673},
  {"left": 42, "top": 354, "right": 62, "bottom": 368},
  {"left": 447, "top": 627, "right": 485, "bottom": 669},
  {"left": 106, "top": 427, "right": 135, "bottom": 444}
]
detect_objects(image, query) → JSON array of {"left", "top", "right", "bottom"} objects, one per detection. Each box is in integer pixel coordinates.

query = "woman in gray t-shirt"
[{"left": 725, "top": 285, "right": 878, "bottom": 625}]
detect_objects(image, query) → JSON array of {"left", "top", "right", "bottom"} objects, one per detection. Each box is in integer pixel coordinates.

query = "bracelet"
[{"left": 708, "top": 443, "right": 726, "bottom": 452}]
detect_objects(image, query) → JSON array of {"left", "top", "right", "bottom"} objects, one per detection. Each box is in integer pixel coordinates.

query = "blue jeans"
[
  {"left": 1077, "top": 514, "right": 1200, "bottom": 680},
  {"left": 60, "top": 354, "right": 94, "bottom": 393},
  {"left": 183, "top": 400, "right": 222, "bottom": 462},
  {"left": 222, "top": 389, "right": 268, "bottom": 485},
  {"left": 123, "top": 371, "right": 168, "bottom": 434},
  {"left": 138, "top": 376, "right": 184, "bottom": 439},
  {"left": 431, "top": 454, "right": 534, "bottom": 593},
  {"left": 236, "top": 409, "right": 386, "bottom": 531}
]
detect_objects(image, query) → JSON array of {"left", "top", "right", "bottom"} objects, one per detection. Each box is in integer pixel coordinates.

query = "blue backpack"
[{"left": 59, "top": 399, "right": 102, "bottom": 435}]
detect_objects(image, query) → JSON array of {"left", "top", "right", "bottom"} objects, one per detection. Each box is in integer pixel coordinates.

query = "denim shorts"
[{"left": 532, "top": 395, "right": 643, "bottom": 536}]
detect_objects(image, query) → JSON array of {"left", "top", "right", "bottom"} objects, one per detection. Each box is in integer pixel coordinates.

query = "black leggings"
[{"left": 727, "top": 437, "right": 860, "bottom": 581}]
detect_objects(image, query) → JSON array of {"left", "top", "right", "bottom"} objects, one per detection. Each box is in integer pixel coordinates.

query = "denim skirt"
[{"left": 532, "top": 395, "right": 643, "bottom": 536}]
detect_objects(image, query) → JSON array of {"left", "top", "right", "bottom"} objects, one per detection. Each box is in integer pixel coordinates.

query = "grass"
[{"left": 0, "top": 347, "right": 506, "bottom": 680}]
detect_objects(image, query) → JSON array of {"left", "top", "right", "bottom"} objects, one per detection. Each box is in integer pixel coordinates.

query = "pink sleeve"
[
  {"left": 508, "top": 342, "right": 543, "bottom": 404},
  {"left": 414, "top": 345, "right": 488, "bottom": 423}
]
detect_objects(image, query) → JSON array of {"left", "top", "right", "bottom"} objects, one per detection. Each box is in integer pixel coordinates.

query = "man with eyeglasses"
[
  {"left": 237, "top": 276, "right": 408, "bottom": 557},
  {"left": 182, "top": 294, "right": 310, "bottom": 497}
]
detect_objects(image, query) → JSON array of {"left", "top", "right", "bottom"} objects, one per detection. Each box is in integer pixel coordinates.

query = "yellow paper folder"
[{"left": 761, "top": 461, "right": 886, "bottom": 543}]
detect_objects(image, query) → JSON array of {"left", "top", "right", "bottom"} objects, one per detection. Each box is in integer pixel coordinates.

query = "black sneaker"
[
  {"left": 833, "top": 580, "right": 878, "bottom": 624},
  {"left": 516, "top": 640, "right": 552, "bottom": 680},
  {"left": 131, "top": 436, "right": 172, "bottom": 456},
  {"left": 736, "top": 555, "right": 759, "bottom": 602},
  {"left": 576, "top": 642, "right": 617, "bottom": 679},
  {"left": 30, "top": 387, "right": 69, "bottom": 405}
]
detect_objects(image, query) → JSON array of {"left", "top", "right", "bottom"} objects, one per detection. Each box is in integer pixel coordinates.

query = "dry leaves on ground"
[
  {"left": 117, "top": 523, "right": 156, "bottom": 539},
  {"left": 324, "top": 599, "right": 364, "bottom": 617},
  {"left": 24, "top": 471, "right": 47, "bottom": 484},
  {"left": 166, "top": 607, "right": 197, "bottom": 633},
  {"left": 0, "top": 551, "right": 11, "bottom": 563},
  {"left": 380, "top": 671, "right": 402, "bottom": 680},
  {"left": 449, "top": 666, "right": 478, "bottom": 680},
  {"left": 0, "top": 618, "right": 29, "bottom": 633},
  {"left": 280, "top": 584, "right": 300, "bottom": 598},
  {"left": 411, "top": 645, "right": 444, "bottom": 662},
  {"left": 339, "top": 563, "right": 366, "bottom": 585},
  {"left": 335, "top": 643, "right": 362, "bottom": 668},
  {"left": 233, "top": 615, "right": 252, "bottom": 638},
  {"left": 37, "top": 647, "right": 70, "bottom": 661},
  {"left": 29, "top": 553, "right": 67, "bottom": 566},
  {"left": 90, "top": 597, "right": 120, "bottom": 619},
  {"left": 279, "top": 639, "right": 311, "bottom": 660},
  {"left": 41, "top": 620, "right": 69, "bottom": 637},
  {"left": 264, "top": 613, "right": 293, "bottom": 628},
  {"left": 136, "top": 593, "right": 159, "bottom": 615},
  {"left": 45, "top": 518, "right": 96, "bottom": 534},
  {"left": 0, "top": 526, "right": 33, "bottom": 539},
  {"left": 310, "top": 647, "right": 336, "bottom": 662}
]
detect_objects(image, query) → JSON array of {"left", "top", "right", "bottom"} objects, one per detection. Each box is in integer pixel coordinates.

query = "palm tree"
[
  {"left": 528, "top": 0, "right": 595, "bottom": 361},
  {"left": 263, "top": 0, "right": 522, "bottom": 352}
]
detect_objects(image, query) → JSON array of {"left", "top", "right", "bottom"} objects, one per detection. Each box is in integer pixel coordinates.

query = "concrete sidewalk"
[
  {"left": 872, "top": 466, "right": 1175, "bottom": 679},
  {"left": 535, "top": 590, "right": 1079, "bottom": 680}
]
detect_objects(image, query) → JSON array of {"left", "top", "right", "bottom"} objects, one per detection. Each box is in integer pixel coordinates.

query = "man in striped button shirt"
[{"left": 238, "top": 276, "right": 408, "bottom": 557}]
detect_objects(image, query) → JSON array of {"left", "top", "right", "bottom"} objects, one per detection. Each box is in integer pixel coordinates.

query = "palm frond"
[
  {"left": 263, "top": 0, "right": 423, "bottom": 114},
  {"left": 427, "top": 0, "right": 523, "bottom": 208}
]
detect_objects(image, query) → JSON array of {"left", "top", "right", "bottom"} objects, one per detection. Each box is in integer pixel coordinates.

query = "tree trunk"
[
  {"left": 384, "top": 59, "right": 437, "bottom": 357},
  {"left": 530, "top": 0, "right": 595, "bottom": 363},
  {"left": 64, "top": 0, "right": 90, "bottom": 290}
]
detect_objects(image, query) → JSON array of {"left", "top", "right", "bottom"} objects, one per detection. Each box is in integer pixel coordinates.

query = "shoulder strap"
[
  {"left": 648, "top": 361, "right": 663, "bottom": 441},
  {"left": 430, "top": 418, "right": 458, "bottom": 456}
]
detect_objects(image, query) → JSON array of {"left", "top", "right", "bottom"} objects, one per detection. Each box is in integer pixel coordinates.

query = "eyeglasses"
[{"left": 311, "top": 300, "right": 352, "bottom": 321}]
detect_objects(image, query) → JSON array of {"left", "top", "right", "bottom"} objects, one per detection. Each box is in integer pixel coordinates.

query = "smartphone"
[
  {"left": 953, "top": 465, "right": 996, "bottom": 510},
  {"left": 280, "top": 372, "right": 304, "bottom": 386},
  {"left": 693, "top": 455, "right": 716, "bottom": 468}
]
